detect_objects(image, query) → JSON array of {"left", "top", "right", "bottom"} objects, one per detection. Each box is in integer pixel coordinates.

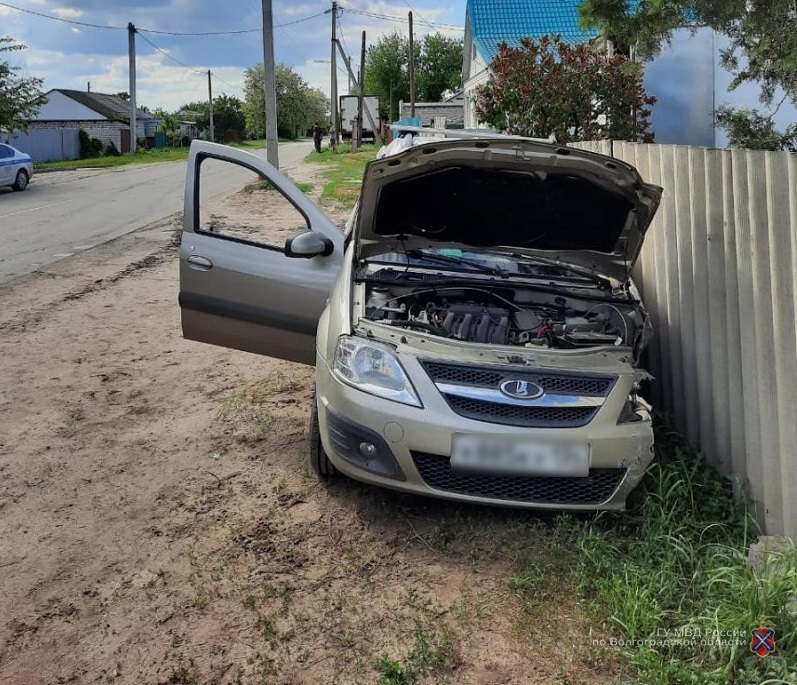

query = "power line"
[
  {"left": 340, "top": 6, "right": 464, "bottom": 32},
  {"left": 136, "top": 31, "right": 204, "bottom": 74},
  {"left": 138, "top": 32, "right": 244, "bottom": 92},
  {"left": 141, "top": 12, "right": 327, "bottom": 35},
  {"left": 0, "top": 2, "right": 326, "bottom": 35},
  {"left": 400, "top": 0, "right": 433, "bottom": 30},
  {"left": 337, "top": 12, "right": 350, "bottom": 58},
  {"left": 0, "top": 1, "right": 124, "bottom": 30}
]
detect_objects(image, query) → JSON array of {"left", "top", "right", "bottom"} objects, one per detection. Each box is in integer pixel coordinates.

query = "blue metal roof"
[{"left": 468, "top": 0, "right": 598, "bottom": 63}]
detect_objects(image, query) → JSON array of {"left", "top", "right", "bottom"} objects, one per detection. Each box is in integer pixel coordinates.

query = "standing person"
[{"left": 312, "top": 123, "right": 323, "bottom": 153}]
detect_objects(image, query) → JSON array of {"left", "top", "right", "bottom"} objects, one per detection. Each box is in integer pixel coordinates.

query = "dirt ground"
[{"left": 0, "top": 160, "right": 618, "bottom": 685}]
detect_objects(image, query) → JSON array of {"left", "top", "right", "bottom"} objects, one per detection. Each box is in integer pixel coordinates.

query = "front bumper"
[{"left": 316, "top": 354, "right": 654, "bottom": 510}]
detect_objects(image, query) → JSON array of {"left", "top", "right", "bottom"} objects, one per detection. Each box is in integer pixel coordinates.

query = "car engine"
[{"left": 363, "top": 285, "right": 649, "bottom": 355}]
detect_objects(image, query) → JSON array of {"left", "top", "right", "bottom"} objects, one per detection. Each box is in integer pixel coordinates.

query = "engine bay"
[{"left": 361, "top": 284, "right": 650, "bottom": 358}]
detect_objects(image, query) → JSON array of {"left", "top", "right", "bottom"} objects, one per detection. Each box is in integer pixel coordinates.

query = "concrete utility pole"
[
  {"left": 262, "top": 0, "right": 279, "bottom": 167},
  {"left": 330, "top": 1, "right": 339, "bottom": 152},
  {"left": 408, "top": 12, "right": 416, "bottom": 117},
  {"left": 207, "top": 70, "right": 215, "bottom": 143},
  {"left": 128, "top": 23, "right": 137, "bottom": 154}
]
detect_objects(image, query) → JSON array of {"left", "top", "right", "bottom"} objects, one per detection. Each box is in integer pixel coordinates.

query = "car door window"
[
  {"left": 197, "top": 156, "right": 310, "bottom": 251},
  {"left": 0, "top": 145, "right": 13, "bottom": 159}
]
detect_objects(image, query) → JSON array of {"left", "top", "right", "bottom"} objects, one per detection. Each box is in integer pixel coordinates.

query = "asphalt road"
[{"left": 0, "top": 141, "right": 313, "bottom": 285}]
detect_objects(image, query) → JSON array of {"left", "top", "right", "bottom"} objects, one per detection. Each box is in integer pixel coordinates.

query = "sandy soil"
[{"left": 0, "top": 160, "right": 617, "bottom": 685}]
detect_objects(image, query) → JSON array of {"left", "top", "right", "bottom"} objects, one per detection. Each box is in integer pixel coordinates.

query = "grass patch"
[
  {"left": 219, "top": 390, "right": 275, "bottom": 444},
  {"left": 305, "top": 143, "right": 379, "bottom": 209},
  {"left": 509, "top": 421, "right": 797, "bottom": 684},
  {"left": 36, "top": 138, "right": 306, "bottom": 170},
  {"left": 376, "top": 624, "right": 457, "bottom": 685},
  {"left": 37, "top": 147, "right": 190, "bottom": 170}
]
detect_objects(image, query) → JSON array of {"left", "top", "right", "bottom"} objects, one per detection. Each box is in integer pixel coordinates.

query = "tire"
[
  {"left": 308, "top": 392, "right": 337, "bottom": 479},
  {"left": 12, "top": 170, "right": 29, "bottom": 192}
]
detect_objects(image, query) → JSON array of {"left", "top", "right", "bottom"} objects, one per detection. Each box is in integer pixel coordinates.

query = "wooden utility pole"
[
  {"left": 408, "top": 12, "right": 415, "bottom": 117},
  {"left": 330, "top": 1, "right": 339, "bottom": 152},
  {"left": 207, "top": 70, "right": 215, "bottom": 143},
  {"left": 355, "top": 31, "right": 365, "bottom": 150},
  {"left": 336, "top": 41, "right": 378, "bottom": 135},
  {"left": 128, "top": 23, "right": 137, "bottom": 154},
  {"left": 262, "top": 0, "right": 279, "bottom": 167}
]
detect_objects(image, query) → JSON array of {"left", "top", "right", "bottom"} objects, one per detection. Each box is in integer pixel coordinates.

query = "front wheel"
[
  {"left": 308, "top": 392, "right": 337, "bottom": 479},
  {"left": 12, "top": 170, "right": 29, "bottom": 191}
]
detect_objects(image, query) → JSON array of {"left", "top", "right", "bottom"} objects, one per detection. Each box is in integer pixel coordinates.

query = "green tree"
[
  {"left": 153, "top": 107, "right": 177, "bottom": 143},
  {"left": 0, "top": 37, "right": 47, "bottom": 132},
  {"left": 364, "top": 32, "right": 413, "bottom": 120},
  {"left": 475, "top": 36, "right": 656, "bottom": 143},
  {"left": 715, "top": 105, "right": 797, "bottom": 151},
  {"left": 579, "top": 0, "right": 797, "bottom": 149},
  {"left": 417, "top": 34, "right": 463, "bottom": 101},
  {"left": 243, "top": 63, "right": 326, "bottom": 140},
  {"left": 364, "top": 32, "right": 463, "bottom": 119},
  {"left": 580, "top": 0, "right": 797, "bottom": 103},
  {"left": 208, "top": 94, "right": 246, "bottom": 143}
]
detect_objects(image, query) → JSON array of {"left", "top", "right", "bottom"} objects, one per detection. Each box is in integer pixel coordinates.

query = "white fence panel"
[{"left": 571, "top": 140, "right": 797, "bottom": 536}]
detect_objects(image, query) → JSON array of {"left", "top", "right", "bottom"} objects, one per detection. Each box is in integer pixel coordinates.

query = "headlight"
[{"left": 332, "top": 336, "right": 422, "bottom": 407}]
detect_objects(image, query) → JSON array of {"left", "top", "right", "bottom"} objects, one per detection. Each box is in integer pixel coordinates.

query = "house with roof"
[
  {"left": 462, "top": 0, "right": 596, "bottom": 131},
  {"left": 462, "top": 0, "right": 797, "bottom": 147},
  {"left": 29, "top": 89, "right": 159, "bottom": 153}
]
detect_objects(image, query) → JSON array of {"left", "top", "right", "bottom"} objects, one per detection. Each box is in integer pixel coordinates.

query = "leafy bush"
[
  {"left": 103, "top": 141, "right": 120, "bottom": 157},
  {"left": 78, "top": 129, "right": 104, "bottom": 159}
]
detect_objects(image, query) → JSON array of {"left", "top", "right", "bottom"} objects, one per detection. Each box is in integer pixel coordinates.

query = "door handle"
[{"left": 187, "top": 255, "right": 213, "bottom": 271}]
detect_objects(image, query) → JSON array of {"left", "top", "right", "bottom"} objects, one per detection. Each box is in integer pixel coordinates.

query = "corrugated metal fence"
[
  {"left": 2, "top": 129, "right": 80, "bottom": 162},
  {"left": 572, "top": 140, "right": 797, "bottom": 536}
]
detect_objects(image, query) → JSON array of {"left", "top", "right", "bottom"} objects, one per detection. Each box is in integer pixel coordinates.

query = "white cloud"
[
  {"left": 51, "top": 7, "right": 84, "bottom": 19},
  {"left": 28, "top": 49, "right": 245, "bottom": 111}
]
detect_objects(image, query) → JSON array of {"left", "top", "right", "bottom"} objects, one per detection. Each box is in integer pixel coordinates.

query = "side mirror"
[{"left": 285, "top": 229, "right": 334, "bottom": 258}]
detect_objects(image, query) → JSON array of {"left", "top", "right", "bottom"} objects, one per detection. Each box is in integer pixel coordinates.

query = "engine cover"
[{"left": 441, "top": 304, "right": 510, "bottom": 344}]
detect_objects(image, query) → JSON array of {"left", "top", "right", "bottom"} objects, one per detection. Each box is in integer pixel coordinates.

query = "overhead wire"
[
  {"left": 0, "top": 2, "right": 327, "bottom": 36},
  {"left": 136, "top": 31, "right": 205, "bottom": 74},
  {"left": 339, "top": 6, "right": 464, "bottom": 32}
]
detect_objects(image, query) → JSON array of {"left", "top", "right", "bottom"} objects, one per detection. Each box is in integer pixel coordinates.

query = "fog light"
[{"left": 359, "top": 442, "right": 377, "bottom": 458}]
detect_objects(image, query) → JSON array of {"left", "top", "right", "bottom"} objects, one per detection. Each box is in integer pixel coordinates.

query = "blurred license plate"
[{"left": 450, "top": 435, "right": 589, "bottom": 476}]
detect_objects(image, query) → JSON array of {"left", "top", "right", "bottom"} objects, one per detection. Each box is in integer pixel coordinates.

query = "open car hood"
[{"left": 354, "top": 138, "right": 662, "bottom": 282}]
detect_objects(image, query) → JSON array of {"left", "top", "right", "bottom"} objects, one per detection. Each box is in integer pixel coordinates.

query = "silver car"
[
  {"left": 0, "top": 143, "right": 33, "bottom": 192},
  {"left": 179, "top": 137, "right": 662, "bottom": 510}
]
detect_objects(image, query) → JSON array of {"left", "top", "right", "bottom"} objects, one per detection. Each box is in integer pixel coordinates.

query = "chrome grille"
[
  {"left": 421, "top": 361, "right": 615, "bottom": 396},
  {"left": 445, "top": 395, "right": 597, "bottom": 427},
  {"left": 412, "top": 452, "right": 625, "bottom": 505},
  {"left": 421, "top": 361, "right": 614, "bottom": 427}
]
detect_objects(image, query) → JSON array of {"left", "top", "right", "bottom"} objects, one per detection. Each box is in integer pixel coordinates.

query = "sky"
[{"left": 1, "top": 0, "right": 467, "bottom": 111}]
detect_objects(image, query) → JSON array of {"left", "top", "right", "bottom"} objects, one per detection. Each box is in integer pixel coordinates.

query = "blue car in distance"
[{"left": 0, "top": 143, "right": 33, "bottom": 192}]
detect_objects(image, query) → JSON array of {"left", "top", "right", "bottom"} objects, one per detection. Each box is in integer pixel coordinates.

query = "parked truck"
[{"left": 339, "top": 95, "right": 380, "bottom": 142}]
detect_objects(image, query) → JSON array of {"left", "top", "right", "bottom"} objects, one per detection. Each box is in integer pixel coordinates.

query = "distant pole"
[
  {"left": 262, "top": 0, "right": 279, "bottom": 167},
  {"left": 207, "top": 70, "right": 215, "bottom": 143},
  {"left": 408, "top": 12, "right": 415, "bottom": 117},
  {"left": 128, "top": 22, "right": 137, "bottom": 154},
  {"left": 330, "top": 1, "right": 339, "bottom": 152},
  {"left": 348, "top": 56, "right": 353, "bottom": 93},
  {"left": 356, "top": 31, "right": 365, "bottom": 150}
]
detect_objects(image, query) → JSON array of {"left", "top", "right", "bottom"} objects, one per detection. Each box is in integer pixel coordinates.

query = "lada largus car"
[{"left": 178, "top": 134, "right": 662, "bottom": 510}]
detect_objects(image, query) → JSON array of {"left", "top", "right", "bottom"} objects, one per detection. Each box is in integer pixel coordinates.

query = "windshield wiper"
[
  {"left": 506, "top": 253, "right": 611, "bottom": 286},
  {"left": 405, "top": 250, "right": 508, "bottom": 277}
]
